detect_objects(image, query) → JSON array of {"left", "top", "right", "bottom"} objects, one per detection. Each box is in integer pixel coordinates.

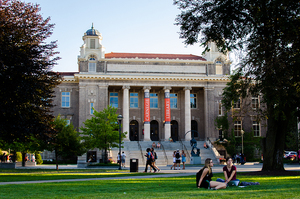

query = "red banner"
[
  {"left": 144, "top": 98, "right": 150, "bottom": 122},
  {"left": 165, "top": 98, "right": 170, "bottom": 122}
]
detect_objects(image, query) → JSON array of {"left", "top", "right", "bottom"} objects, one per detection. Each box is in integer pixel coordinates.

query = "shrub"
[{"left": 35, "top": 152, "right": 43, "bottom": 165}]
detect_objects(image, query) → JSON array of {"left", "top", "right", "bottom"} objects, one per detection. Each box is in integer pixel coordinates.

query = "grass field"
[{"left": 0, "top": 169, "right": 299, "bottom": 198}]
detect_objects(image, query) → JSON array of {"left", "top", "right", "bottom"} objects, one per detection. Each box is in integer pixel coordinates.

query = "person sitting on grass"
[
  {"left": 217, "top": 157, "right": 240, "bottom": 186},
  {"left": 196, "top": 158, "right": 226, "bottom": 190}
]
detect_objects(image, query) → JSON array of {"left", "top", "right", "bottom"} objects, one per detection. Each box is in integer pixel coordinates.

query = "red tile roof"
[{"left": 105, "top": 52, "right": 206, "bottom": 61}]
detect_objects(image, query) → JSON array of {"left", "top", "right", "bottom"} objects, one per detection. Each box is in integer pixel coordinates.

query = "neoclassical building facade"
[{"left": 52, "top": 26, "right": 232, "bottom": 143}]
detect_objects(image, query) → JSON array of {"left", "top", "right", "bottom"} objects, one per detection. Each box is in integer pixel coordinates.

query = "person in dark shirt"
[{"left": 196, "top": 158, "right": 226, "bottom": 190}]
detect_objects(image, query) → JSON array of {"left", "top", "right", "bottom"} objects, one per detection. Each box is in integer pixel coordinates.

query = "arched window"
[{"left": 88, "top": 55, "right": 96, "bottom": 72}]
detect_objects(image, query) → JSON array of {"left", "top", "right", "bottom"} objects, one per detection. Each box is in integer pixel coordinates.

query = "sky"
[{"left": 25, "top": 0, "right": 209, "bottom": 72}]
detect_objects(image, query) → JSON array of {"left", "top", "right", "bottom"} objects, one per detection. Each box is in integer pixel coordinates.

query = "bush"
[
  {"left": 16, "top": 152, "right": 22, "bottom": 162},
  {"left": 35, "top": 152, "right": 43, "bottom": 165}
]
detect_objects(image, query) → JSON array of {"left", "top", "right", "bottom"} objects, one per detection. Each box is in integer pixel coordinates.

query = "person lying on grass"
[{"left": 196, "top": 158, "right": 226, "bottom": 190}]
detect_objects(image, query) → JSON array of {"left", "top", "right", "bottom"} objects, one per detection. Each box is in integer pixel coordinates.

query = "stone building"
[{"left": 50, "top": 26, "right": 265, "bottom": 165}]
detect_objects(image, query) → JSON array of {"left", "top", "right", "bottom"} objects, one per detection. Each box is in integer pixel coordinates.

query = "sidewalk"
[{"left": 1, "top": 163, "right": 297, "bottom": 186}]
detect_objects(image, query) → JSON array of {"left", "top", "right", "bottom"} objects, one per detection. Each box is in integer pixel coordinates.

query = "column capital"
[
  {"left": 122, "top": 85, "right": 130, "bottom": 90},
  {"left": 184, "top": 86, "right": 192, "bottom": 91},
  {"left": 163, "top": 86, "right": 172, "bottom": 91},
  {"left": 143, "top": 86, "right": 151, "bottom": 90}
]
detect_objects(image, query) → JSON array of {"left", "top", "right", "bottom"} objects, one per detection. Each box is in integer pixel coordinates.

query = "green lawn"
[{"left": 0, "top": 170, "right": 299, "bottom": 199}]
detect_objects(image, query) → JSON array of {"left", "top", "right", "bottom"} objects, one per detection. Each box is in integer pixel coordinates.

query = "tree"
[
  {"left": 174, "top": 0, "right": 300, "bottom": 171},
  {"left": 49, "top": 115, "right": 86, "bottom": 170},
  {"left": 80, "top": 106, "right": 127, "bottom": 164},
  {"left": 0, "top": 0, "right": 61, "bottom": 149}
]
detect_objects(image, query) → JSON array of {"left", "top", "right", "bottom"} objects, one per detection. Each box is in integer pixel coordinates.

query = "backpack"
[
  {"left": 150, "top": 152, "right": 155, "bottom": 161},
  {"left": 176, "top": 152, "right": 180, "bottom": 159}
]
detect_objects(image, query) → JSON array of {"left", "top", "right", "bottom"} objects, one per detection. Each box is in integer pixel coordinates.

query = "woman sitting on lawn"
[
  {"left": 197, "top": 158, "right": 226, "bottom": 190},
  {"left": 223, "top": 157, "right": 240, "bottom": 186}
]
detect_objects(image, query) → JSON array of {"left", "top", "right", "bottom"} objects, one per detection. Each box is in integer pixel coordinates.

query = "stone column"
[
  {"left": 204, "top": 86, "right": 214, "bottom": 139},
  {"left": 184, "top": 87, "right": 192, "bottom": 141},
  {"left": 164, "top": 87, "right": 171, "bottom": 140},
  {"left": 122, "top": 85, "right": 130, "bottom": 141},
  {"left": 143, "top": 86, "right": 151, "bottom": 141}
]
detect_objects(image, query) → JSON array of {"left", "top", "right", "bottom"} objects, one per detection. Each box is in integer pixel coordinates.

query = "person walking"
[
  {"left": 181, "top": 150, "right": 186, "bottom": 169},
  {"left": 121, "top": 151, "right": 126, "bottom": 168},
  {"left": 175, "top": 149, "right": 181, "bottom": 170},
  {"left": 144, "top": 148, "right": 157, "bottom": 173},
  {"left": 170, "top": 150, "right": 176, "bottom": 170},
  {"left": 150, "top": 148, "right": 160, "bottom": 172}
]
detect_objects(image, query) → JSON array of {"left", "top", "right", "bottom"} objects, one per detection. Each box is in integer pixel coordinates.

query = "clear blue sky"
[
  {"left": 25, "top": 0, "right": 207, "bottom": 72},
  {"left": 26, "top": 0, "right": 207, "bottom": 72}
]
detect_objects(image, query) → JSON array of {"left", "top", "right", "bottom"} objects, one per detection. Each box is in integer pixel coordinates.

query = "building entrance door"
[
  {"left": 171, "top": 120, "right": 178, "bottom": 141},
  {"left": 130, "top": 120, "right": 139, "bottom": 141},
  {"left": 150, "top": 120, "right": 159, "bottom": 141}
]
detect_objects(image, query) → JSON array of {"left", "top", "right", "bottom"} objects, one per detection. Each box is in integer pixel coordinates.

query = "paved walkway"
[{"left": 0, "top": 163, "right": 298, "bottom": 185}]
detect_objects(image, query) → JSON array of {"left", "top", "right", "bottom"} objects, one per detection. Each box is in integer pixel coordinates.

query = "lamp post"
[
  {"left": 117, "top": 114, "right": 123, "bottom": 170},
  {"left": 241, "top": 129, "right": 245, "bottom": 154}
]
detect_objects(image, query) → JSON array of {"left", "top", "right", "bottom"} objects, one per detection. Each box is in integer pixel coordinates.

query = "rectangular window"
[
  {"left": 253, "top": 121, "right": 260, "bottom": 136},
  {"left": 109, "top": 92, "right": 118, "bottom": 108},
  {"left": 233, "top": 98, "right": 241, "bottom": 109},
  {"left": 170, "top": 93, "right": 177, "bottom": 109},
  {"left": 88, "top": 62, "right": 96, "bottom": 72},
  {"left": 234, "top": 121, "right": 242, "bottom": 136},
  {"left": 190, "top": 94, "right": 197, "bottom": 108},
  {"left": 90, "top": 102, "right": 94, "bottom": 115},
  {"left": 252, "top": 96, "right": 259, "bottom": 109},
  {"left": 150, "top": 93, "right": 158, "bottom": 108},
  {"left": 130, "top": 93, "right": 138, "bottom": 108},
  {"left": 218, "top": 102, "right": 222, "bottom": 116},
  {"left": 90, "top": 39, "right": 95, "bottom": 49},
  {"left": 61, "top": 92, "right": 70, "bottom": 107}
]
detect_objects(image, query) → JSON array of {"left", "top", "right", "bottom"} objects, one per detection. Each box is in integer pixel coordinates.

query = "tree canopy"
[
  {"left": 80, "top": 106, "right": 127, "bottom": 163},
  {"left": 0, "top": 0, "right": 61, "bottom": 148},
  {"left": 175, "top": 0, "right": 300, "bottom": 170}
]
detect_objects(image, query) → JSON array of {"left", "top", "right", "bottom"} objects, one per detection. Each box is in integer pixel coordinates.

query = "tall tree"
[
  {"left": 0, "top": 0, "right": 61, "bottom": 148},
  {"left": 81, "top": 106, "right": 127, "bottom": 164},
  {"left": 174, "top": 0, "right": 300, "bottom": 171},
  {"left": 49, "top": 115, "right": 86, "bottom": 170}
]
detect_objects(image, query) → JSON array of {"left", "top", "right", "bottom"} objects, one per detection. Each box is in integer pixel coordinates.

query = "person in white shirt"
[{"left": 121, "top": 151, "right": 126, "bottom": 168}]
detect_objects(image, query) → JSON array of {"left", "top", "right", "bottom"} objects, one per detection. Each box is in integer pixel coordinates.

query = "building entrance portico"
[{"left": 150, "top": 120, "right": 159, "bottom": 141}]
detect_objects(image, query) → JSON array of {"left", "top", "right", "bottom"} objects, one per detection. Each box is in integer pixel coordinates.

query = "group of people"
[
  {"left": 117, "top": 151, "right": 126, "bottom": 168},
  {"left": 197, "top": 157, "right": 239, "bottom": 190},
  {"left": 152, "top": 142, "right": 161, "bottom": 149},
  {"left": 144, "top": 147, "right": 160, "bottom": 173},
  {"left": 170, "top": 149, "right": 186, "bottom": 170}
]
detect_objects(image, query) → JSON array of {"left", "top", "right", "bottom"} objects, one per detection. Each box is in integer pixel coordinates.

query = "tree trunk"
[
  {"left": 104, "top": 147, "right": 107, "bottom": 164},
  {"left": 262, "top": 106, "right": 286, "bottom": 171},
  {"left": 22, "top": 152, "right": 26, "bottom": 167}
]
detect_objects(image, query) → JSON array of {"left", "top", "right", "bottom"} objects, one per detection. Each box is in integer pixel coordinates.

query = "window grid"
[
  {"left": 253, "top": 121, "right": 260, "bottom": 136},
  {"left": 61, "top": 92, "right": 70, "bottom": 107},
  {"left": 109, "top": 92, "right": 118, "bottom": 108},
  {"left": 233, "top": 98, "right": 241, "bottom": 109},
  {"left": 130, "top": 93, "right": 138, "bottom": 108},
  {"left": 170, "top": 93, "right": 177, "bottom": 109},
  {"left": 90, "top": 39, "right": 95, "bottom": 49},
  {"left": 252, "top": 96, "right": 259, "bottom": 109},
  {"left": 190, "top": 94, "right": 197, "bottom": 109},
  {"left": 234, "top": 121, "right": 242, "bottom": 136},
  {"left": 150, "top": 93, "right": 158, "bottom": 108}
]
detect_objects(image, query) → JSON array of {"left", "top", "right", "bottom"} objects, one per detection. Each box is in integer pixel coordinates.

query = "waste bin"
[{"left": 130, "top": 158, "right": 138, "bottom": 172}]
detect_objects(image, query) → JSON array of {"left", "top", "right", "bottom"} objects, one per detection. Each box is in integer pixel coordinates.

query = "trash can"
[{"left": 130, "top": 158, "right": 138, "bottom": 172}]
